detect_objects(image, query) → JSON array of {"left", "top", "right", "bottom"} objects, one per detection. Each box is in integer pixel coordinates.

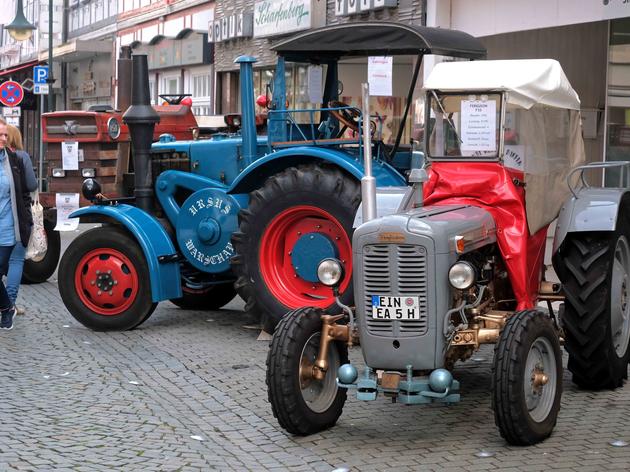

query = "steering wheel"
[{"left": 328, "top": 101, "right": 377, "bottom": 137}]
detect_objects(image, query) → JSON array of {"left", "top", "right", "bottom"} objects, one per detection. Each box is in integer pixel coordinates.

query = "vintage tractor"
[
  {"left": 27, "top": 46, "right": 199, "bottom": 285},
  {"left": 57, "top": 22, "right": 486, "bottom": 331},
  {"left": 266, "top": 59, "right": 630, "bottom": 445}
]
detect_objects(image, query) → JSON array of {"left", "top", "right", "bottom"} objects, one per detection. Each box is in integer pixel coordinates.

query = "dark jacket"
[{"left": 6, "top": 148, "right": 33, "bottom": 244}]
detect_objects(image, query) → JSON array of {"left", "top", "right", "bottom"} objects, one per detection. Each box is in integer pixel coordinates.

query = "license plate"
[{"left": 371, "top": 296, "right": 420, "bottom": 320}]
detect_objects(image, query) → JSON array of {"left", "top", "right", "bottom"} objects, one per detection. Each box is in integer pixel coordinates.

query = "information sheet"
[
  {"left": 54, "top": 193, "right": 80, "bottom": 231},
  {"left": 307, "top": 65, "right": 323, "bottom": 104},
  {"left": 62, "top": 141, "right": 79, "bottom": 170},
  {"left": 460, "top": 100, "right": 497, "bottom": 153},
  {"left": 368, "top": 56, "right": 393, "bottom": 97}
]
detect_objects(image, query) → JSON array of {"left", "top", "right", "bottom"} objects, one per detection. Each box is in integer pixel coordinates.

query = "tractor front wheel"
[
  {"left": 554, "top": 226, "right": 630, "bottom": 389},
  {"left": 266, "top": 306, "right": 348, "bottom": 435},
  {"left": 58, "top": 226, "right": 156, "bottom": 331},
  {"left": 232, "top": 164, "right": 360, "bottom": 332},
  {"left": 492, "top": 310, "right": 562, "bottom": 446}
]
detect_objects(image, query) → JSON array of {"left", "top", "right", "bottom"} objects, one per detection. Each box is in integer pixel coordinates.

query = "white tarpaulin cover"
[{"left": 424, "top": 59, "right": 581, "bottom": 111}]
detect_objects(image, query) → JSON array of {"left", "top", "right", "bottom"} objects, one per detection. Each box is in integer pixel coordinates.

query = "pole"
[
  {"left": 38, "top": 94, "right": 44, "bottom": 192},
  {"left": 361, "top": 82, "right": 376, "bottom": 222},
  {"left": 47, "top": 0, "right": 54, "bottom": 111}
]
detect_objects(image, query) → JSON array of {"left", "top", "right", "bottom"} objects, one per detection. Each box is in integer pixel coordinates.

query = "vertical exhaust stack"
[
  {"left": 361, "top": 83, "right": 376, "bottom": 222},
  {"left": 115, "top": 46, "right": 133, "bottom": 195},
  {"left": 123, "top": 54, "right": 160, "bottom": 213},
  {"left": 234, "top": 55, "right": 258, "bottom": 167}
]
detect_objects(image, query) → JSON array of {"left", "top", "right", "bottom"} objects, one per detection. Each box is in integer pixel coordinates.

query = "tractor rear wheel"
[
  {"left": 492, "top": 310, "right": 562, "bottom": 445},
  {"left": 267, "top": 306, "right": 348, "bottom": 435},
  {"left": 232, "top": 164, "right": 360, "bottom": 332},
  {"left": 58, "top": 226, "right": 156, "bottom": 331},
  {"left": 170, "top": 283, "right": 237, "bottom": 310},
  {"left": 22, "top": 217, "right": 61, "bottom": 284},
  {"left": 554, "top": 226, "right": 630, "bottom": 389}
]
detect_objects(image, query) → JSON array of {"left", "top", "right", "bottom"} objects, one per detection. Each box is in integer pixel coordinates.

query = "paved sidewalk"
[{"left": 1, "top": 281, "right": 630, "bottom": 471}]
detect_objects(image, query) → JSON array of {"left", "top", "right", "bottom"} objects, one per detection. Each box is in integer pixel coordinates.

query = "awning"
[
  {"left": 38, "top": 39, "right": 112, "bottom": 63},
  {"left": 0, "top": 59, "right": 39, "bottom": 78}
]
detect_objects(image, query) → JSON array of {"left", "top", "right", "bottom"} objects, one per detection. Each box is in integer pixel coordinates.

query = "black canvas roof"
[{"left": 271, "top": 22, "right": 486, "bottom": 61}]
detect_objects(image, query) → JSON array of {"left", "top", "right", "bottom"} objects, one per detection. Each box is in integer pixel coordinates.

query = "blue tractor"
[{"left": 57, "top": 22, "right": 485, "bottom": 331}]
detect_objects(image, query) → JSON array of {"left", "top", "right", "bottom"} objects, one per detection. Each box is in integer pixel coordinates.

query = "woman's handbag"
[{"left": 25, "top": 193, "right": 47, "bottom": 262}]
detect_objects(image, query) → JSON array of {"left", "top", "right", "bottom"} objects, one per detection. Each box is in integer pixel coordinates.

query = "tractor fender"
[
  {"left": 69, "top": 205, "right": 182, "bottom": 302},
  {"left": 228, "top": 146, "right": 406, "bottom": 194},
  {"left": 553, "top": 187, "right": 630, "bottom": 254}
]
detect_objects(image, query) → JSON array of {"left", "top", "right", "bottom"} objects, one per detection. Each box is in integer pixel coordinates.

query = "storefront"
[
  {"left": 117, "top": 3, "right": 214, "bottom": 116},
  {"left": 211, "top": 0, "right": 425, "bottom": 142}
]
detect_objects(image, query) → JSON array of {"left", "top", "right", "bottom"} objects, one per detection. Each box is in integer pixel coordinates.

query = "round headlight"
[
  {"left": 317, "top": 258, "right": 344, "bottom": 287},
  {"left": 448, "top": 261, "right": 476, "bottom": 290},
  {"left": 107, "top": 117, "right": 121, "bottom": 140}
]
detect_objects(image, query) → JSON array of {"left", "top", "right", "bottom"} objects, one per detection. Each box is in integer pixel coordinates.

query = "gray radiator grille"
[{"left": 362, "top": 244, "right": 429, "bottom": 337}]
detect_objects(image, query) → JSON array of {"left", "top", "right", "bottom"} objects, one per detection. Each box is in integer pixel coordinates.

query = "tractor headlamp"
[
  {"left": 448, "top": 261, "right": 476, "bottom": 290},
  {"left": 107, "top": 117, "right": 121, "bottom": 140},
  {"left": 317, "top": 258, "right": 344, "bottom": 287}
]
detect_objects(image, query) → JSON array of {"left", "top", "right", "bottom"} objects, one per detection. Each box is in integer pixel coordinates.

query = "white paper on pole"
[
  {"left": 78, "top": 149, "right": 84, "bottom": 162},
  {"left": 54, "top": 193, "right": 80, "bottom": 231},
  {"left": 368, "top": 57, "right": 393, "bottom": 97},
  {"left": 61, "top": 141, "right": 79, "bottom": 170},
  {"left": 460, "top": 100, "right": 497, "bottom": 153},
  {"left": 307, "top": 65, "right": 323, "bottom": 104}
]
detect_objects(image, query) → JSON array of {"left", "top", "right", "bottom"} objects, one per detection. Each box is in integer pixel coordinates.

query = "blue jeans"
[
  {"left": 0, "top": 245, "right": 15, "bottom": 312},
  {"left": 6, "top": 243, "right": 25, "bottom": 305}
]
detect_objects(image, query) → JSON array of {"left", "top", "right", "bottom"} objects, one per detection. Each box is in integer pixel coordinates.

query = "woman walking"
[
  {"left": 0, "top": 118, "right": 33, "bottom": 330},
  {"left": 6, "top": 125, "right": 37, "bottom": 316}
]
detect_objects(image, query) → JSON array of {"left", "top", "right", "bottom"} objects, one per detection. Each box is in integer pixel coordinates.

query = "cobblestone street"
[{"left": 1, "top": 277, "right": 630, "bottom": 471}]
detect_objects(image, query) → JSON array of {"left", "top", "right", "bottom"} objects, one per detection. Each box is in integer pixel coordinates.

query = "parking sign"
[{"left": 34, "top": 66, "right": 49, "bottom": 85}]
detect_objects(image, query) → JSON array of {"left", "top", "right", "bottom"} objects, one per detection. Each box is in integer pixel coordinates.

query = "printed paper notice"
[
  {"left": 54, "top": 193, "right": 80, "bottom": 231},
  {"left": 307, "top": 65, "right": 323, "bottom": 104},
  {"left": 368, "top": 56, "right": 392, "bottom": 97},
  {"left": 460, "top": 100, "right": 496, "bottom": 153},
  {"left": 62, "top": 141, "right": 79, "bottom": 170}
]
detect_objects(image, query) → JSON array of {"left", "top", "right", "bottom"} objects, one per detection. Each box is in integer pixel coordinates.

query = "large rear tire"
[
  {"left": 58, "top": 226, "right": 156, "bottom": 331},
  {"left": 170, "top": 283, "right": 237, "bottom": 310},
  {"left": 492, "top": 310, "right": 562, "bottom": 446},
  {"left": 554, "top": 225, "right": 630, "bottom": 389},
  {"left": 232, "top": 164, "right": 360, "bottom": 333},
  {"left": 267, "top": 306, "right": 348, "bottom": 435},
  {"left": 22, "top": 218, "right": 61, "bottom": 284}
]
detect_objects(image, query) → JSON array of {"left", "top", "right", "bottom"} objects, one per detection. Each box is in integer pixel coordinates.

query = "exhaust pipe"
[
  {"left": 361, "top": 83, "right": 376, "bottom": 222},
  {"left": 235, "top": 55, "right": 258, "bottom": 167},
  {"left": 122, "top": 54, "right": 160, "bottom": 213}
]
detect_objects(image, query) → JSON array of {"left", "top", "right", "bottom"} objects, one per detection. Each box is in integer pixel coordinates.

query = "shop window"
[
  {"left": 192, "top": 73, "right": 211, "bottom": 116},
  {"left": 160, "top": 75, "right": 180, "bottom": 97}
]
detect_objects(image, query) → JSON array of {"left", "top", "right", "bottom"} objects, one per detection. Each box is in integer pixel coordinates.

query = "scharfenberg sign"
[
  {"left": 335, "top": 0, "right": 397, "bottom": 16},
  {"left": 254, "top": 0, "right": 312, "bottom": 38}
]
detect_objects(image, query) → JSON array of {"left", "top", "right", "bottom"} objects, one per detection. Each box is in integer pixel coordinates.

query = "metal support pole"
[
  {"left": 361, "top": 82, "right": 376, "bottom": 222},
  {"left": 47, "top": 0, "right": 54, "bottom": 111},
  {"left": 38, "top": 94, "right": 44, "bottom": 192}
]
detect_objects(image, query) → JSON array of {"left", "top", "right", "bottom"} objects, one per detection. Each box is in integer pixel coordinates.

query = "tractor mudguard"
[
  {"left": 553, "top": 187, "right": 630, "bottom": 253},
  {"left": 228, "top": 146, "right": 406, "bottom": 194},
  {"left": 69, "top": 205, "right": 182, "bottom": 302}
]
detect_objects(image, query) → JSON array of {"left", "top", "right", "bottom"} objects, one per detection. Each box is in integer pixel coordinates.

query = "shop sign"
[
  {"left": 254, "top": 0, "right": 312, "bottom": 38},
  {"left": 209, "top": 13, "right": 254, "bottom": 43},
  {"left": 335, "top": 0, "right": 397, "bottom": 17}
]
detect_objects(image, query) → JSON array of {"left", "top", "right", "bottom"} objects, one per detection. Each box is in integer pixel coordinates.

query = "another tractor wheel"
[
  {"left": 232, "top": 164, "right": 360, "bottom": 333},
  {"left": 267, "top": 306, "right": 348, "bottom": 435},
  {"left": 22, "top": 217, "right": 61, "bottom": 284},
  {"left": 58, "top": 226, "right": 156, "bottom": 331},
  {"left": 554, "top": 228, "right": 630, "bottom": 389},
  {"left": 170, "top": 283, "right": 237, "bottom": 310},
  {"left": 492, "top": 310, "right": 562, "bottom": 446}
]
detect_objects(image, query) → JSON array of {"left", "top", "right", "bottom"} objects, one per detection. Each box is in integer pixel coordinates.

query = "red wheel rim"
[
  {"left": 74, "top": 248, "right": 139, "bottom": 316},
  {"left": 259, "top": 205, "right": 352, "bottom": 309}
]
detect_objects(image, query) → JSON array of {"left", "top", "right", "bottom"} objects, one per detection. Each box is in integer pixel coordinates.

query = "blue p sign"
[{"left": 34, "top": 66, "right": 48, "bottom": 85}]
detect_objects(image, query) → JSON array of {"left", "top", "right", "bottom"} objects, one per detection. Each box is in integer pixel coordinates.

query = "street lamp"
[{"left": 6, "top": 0, "right": 36, "bottom": 42}]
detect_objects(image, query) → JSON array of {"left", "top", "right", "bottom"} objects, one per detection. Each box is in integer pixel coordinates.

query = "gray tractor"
[{"left": 266, "top": 59, "right": 630, "bottom": 445}]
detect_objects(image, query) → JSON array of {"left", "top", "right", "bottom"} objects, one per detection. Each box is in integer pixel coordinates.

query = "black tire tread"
[
  {"left": 492, "top": 310, "right": 562, "bottom": 446},
  {"left": 266, "top": 306, "right": 348, "bottom": 435},
  {"left": 22, "top": 218, "right": 61, "bottom": 284}
]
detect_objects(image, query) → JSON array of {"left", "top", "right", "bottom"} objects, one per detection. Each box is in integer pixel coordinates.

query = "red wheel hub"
[
  {"left": 259, "top": 205, "right": 352, "bottom": 309},
  {"left": 74, "top": 248, "right": 139, "bottom": 316}
]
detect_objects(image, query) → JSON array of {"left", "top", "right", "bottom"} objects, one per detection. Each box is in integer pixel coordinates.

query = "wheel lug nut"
[
  {"left": 97, "top": 290, "right": 102, "bottom": 295},
  {"left": 90, "top": 281, "right": 95, "bottom": 285},
  {"left": 108, "top": 270, "right": 112, "bottom": 274},
  {"left": 96, "top": 270, "right": 100, "bottom": 274},
  {"left": 109, "top": 291, "right": 113, "bottom": 296},
  {"left": 114, "top": 281, "right": 118, "bottom": 285}
]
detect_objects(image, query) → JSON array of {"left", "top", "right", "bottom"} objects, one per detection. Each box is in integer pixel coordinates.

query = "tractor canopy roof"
[
  {"left": 424, "top": 59, "right": 581, "bottom": 110},
  {"left": 271, "top": 22, "right": 486, "bottom": 62}
]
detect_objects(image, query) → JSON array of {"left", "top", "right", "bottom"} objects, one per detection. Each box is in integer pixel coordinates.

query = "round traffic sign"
[{"left": 0, "top": 81, "right": 24, "bottom": 107}]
